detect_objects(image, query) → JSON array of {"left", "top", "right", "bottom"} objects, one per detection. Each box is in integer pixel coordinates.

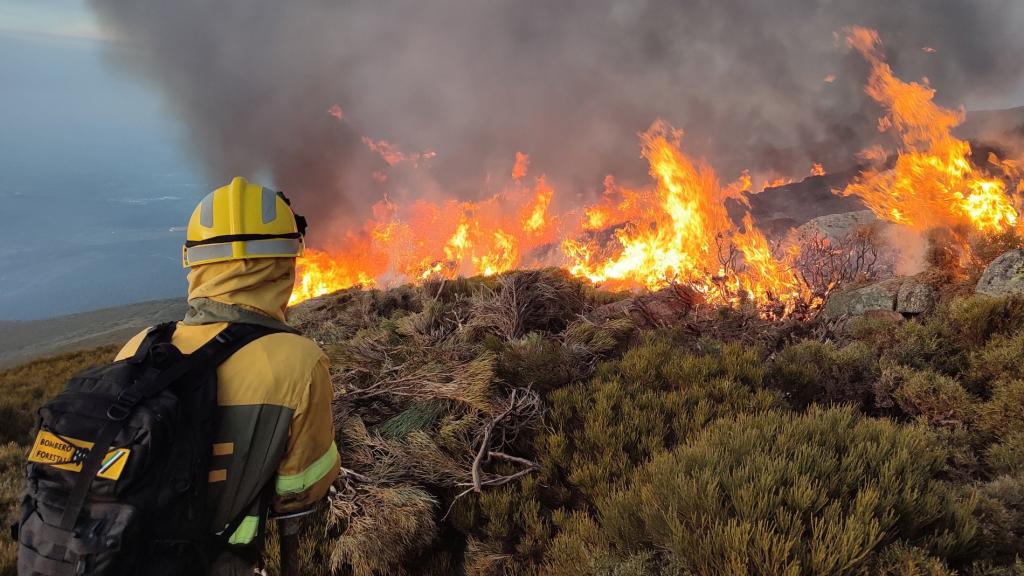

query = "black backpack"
[{"left": 16, "top": 322, "right": 278, "bottom": 576}]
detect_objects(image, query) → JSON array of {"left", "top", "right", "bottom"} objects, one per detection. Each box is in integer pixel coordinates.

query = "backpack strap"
[
  {"left": 127, "top": 322, "right": 178, "bottom": 365},
  {"left": 108, "top": 324, "right": 280, "bottom": 419},
  {"left": 57, "top": 323, "right": 282, "bottom": 536}
]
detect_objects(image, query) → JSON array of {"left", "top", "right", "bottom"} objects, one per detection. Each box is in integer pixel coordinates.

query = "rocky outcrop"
[
  {"left": 824, "top": 279, "right": 901, "bottom": 319},
  {"left": 824, "top": 277, "right": 937, "bottom": 319},
  {"left": 896, "top": 280, "right": 937, "bottom": 315},
  {"left": 793, "top": 210, "right": 878, "bottom": 243},
  {"left": 976, "top": 249, "right": 1024, "bottom": 297}
]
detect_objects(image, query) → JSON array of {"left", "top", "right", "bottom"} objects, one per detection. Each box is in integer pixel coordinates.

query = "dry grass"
[{"left": 0, "top": 344, "right": 118, "bottom": 576}]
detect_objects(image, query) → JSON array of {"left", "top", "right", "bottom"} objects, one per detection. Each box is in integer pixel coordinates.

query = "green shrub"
[
  {"left": 965, "top": 333, "right": 1024, "bottom": 395},
  {"left": 545, "top": 407, "right": 977, "bottom": 575},
  {"left": 546, "top": 336, "right": 780, "bottom": 499},
  {"left": 766, "top": 341, "right": 878, "bottom": 409},
  {"left": 939, "top": 295, "right": 1024, "bottom": 347},
  {"left": 884, "top": 366, "right": 975, "bottom": 425},
  {"left": 971, "top": 473, "right": 1024, "bottom": 565},
  {"left": 975, "top": 379, "right": 1024, "bottom": 440},
  {"left": 8, "top": 287, "right": 1024, "bottom": 574},
  {"left": 492, "top": 333, "right": 574, "bottom": 394},
  {"left": 871, "top": 544, "right": 956, "bottom": 576},
  {"left": 987, "top": 432, "right": 1024, "bottom": 476},
  {"left": 881, "top": 318, "right": 958, "bottom": 375},
  {"left": 877, "top": 295, "right": 1024, "bottom": 378},
  {"left": 845, "top": 313, "right": 904, "bottom": 343}
]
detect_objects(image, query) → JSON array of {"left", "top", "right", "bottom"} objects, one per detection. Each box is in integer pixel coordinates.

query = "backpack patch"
[{"left": 27, "top": 430, "right": 131, "bottom": 481}]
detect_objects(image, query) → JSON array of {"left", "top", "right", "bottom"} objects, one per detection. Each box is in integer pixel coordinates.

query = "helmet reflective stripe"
[
  {"left": 261, "top": 187, "right": 278, "bottom": 224},
  {"left": 183, "top": 238, "right": 304, "bottom": 267},
  {"left": 244, "top": 238, "right": 303, "bottom": 256},
  {"left": 200, "top": 193, "right": 215, "bottom": 227},
  {"left": 183, "top": 243, "right": 234, "bottom": 266},
  {"left": 183, "top": 177, "right": 306, "bottom": 268}
]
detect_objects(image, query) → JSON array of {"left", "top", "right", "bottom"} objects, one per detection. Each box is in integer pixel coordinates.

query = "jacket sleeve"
[{"left": 272, "top": 354, "right": 340, "bottom": 512}]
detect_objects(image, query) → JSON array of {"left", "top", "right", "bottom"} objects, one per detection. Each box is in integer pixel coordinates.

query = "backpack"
[{"left": 16, "top": 322, "right": 279, "bottom": 576}]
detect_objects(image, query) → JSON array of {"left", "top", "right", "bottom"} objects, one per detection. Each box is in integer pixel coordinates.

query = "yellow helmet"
[{"left": 182, "top": 176, "right": 308, "bottom": 268}]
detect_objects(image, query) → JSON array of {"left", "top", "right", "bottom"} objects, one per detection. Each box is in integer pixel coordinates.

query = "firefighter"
[{"left": 115, "top": 176, "right": 339, "bottom": 574}]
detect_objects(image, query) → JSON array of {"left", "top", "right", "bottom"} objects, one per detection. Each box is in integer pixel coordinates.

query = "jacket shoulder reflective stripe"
[{"left": 275, "top": 441, "right": 339, "bottom": 495}]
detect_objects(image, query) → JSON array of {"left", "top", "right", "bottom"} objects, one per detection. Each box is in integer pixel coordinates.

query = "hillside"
[
  {"left": 0, "top": 298, "right": 185, "bottom": 369},
  {"left": 278, "top": 269, "right": 1024, "bottom": 575},
  {"left": 3, "top": 263, "right": 1023, "bottom": 575}
]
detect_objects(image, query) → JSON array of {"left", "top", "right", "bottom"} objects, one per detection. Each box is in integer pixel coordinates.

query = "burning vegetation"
[
  {"left": 842, "top": 27, "right": 1021, "bottom": 236},
  {"left": 291, "top": 28, "right": 1022, "bottom": 322},
  {"left": 260, "top": 34, "right": 1024, "bottom": 571}
]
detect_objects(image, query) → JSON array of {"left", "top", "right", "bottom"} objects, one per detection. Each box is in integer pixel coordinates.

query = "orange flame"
[
  {"left": 563, "top": 121, "right": 804, "bottom": 308},
  {"left": 362, "top": 137, "right": 437, "bottom": 167},
  {"left": 842, "top": 27, "right": 1019, "bottom": 234},
  {"left": 289, "top": 168, "right": 564, "bottom": 307},
  {"left": 290, "top": 127, "right": 806, "bottom": 312},
  {"left": 290, "top": 244, "right": 380, "bottom": 305},
  {"left": 522, "top": 177, "right": 554, "bottom": 234},
  {"left": 512, "top": 151, "right": 530, "bottom": 181}
]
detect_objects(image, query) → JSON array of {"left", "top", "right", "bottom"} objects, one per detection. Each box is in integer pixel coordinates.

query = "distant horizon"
[{"left": 0, "top": 21, "right": 208, "bottom": 320}]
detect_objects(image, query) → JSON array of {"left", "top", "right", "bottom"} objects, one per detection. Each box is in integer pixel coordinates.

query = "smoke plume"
[{"left": 89, "top": 0, "right": 1024, "bottom": 245}]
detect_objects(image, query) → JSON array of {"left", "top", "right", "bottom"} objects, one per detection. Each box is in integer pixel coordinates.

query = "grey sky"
[
  {"left": 1, "top": 0, "right": 1023, "bottom": 320},
  {"left": 0, "top": 0, "right": 108, "bottom": 40}
]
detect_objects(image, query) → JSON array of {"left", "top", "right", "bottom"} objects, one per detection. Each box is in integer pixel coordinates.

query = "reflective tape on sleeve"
[
  {"left": 275, "top": 441, "right": 339, "bottom": 496},
  {"left": 227, "top": 516, "right": 259, "bottom": 545}
]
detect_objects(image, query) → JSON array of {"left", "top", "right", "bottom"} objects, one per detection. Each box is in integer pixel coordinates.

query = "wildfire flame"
[
  {"left": 842, "top": 27, "right": 1019, "bottom": 234},
  {"left": 563, "top": 121, "right": 803, "bottom": 308},
  {"left": 290, "top": 122, "right": 805, "bottom": 310},
  {"left": 361, "top": 137, "right": 437, "bottom": 167},
  {"left": 512, "top": 152, "right": 530, "bottom": 182},
  {"left": 288, "top": 28, "right": 1021, "bottom": 313}
]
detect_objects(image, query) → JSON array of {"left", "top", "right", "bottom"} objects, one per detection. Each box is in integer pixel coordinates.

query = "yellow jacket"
[{"left": 115, "top": 258, "right": 338, "bottom": 546}]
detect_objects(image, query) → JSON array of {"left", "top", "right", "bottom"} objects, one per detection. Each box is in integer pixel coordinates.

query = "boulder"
[
  {"left": 896, "top": 279, "right": 936, "bottom": 315},
  {"left": 824, "top": 277, "right": 937, "bottom": 319},
  {"left": 976, "top": 249, "right": 1024, "bottom": 297},
  {"left": 824, "top": 278, "right": 902, "bottom": 319},
  {"left": 793, "top": 210, "right": 878, "bottom": 243}
]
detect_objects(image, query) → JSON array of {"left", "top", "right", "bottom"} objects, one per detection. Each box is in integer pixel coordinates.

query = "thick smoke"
[{"left": 89, "top": 0, "right": 1024, "bottom": 245}]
